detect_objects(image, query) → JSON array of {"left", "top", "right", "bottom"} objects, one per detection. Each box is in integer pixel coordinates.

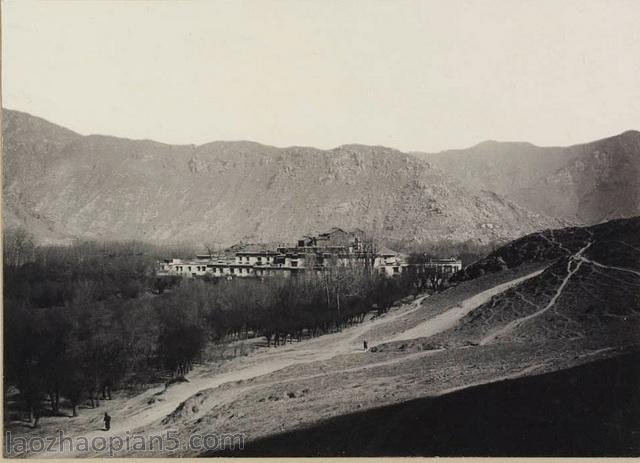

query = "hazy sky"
[{"left": 3, "top": 0, "right": 640, "bottom": 152}]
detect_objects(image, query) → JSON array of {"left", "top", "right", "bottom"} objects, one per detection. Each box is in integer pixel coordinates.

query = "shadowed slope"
[{"left": 214, "top": 351, "right": 640, "bottom": 457}]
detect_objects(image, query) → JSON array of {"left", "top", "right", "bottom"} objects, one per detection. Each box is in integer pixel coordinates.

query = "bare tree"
[{"left": 3, "top": 226, "right": 36, "bottom": 269}]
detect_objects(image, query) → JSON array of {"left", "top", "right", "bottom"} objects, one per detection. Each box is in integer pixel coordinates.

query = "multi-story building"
[
  {"left": 374, "top": 247, "right": 409, "bottom": 277},
  {"left": 157, "top": 228, "right": 460, "bottom": 280},
  {"left": 421, "top": 257, "right": 463, "bottom": 276}
]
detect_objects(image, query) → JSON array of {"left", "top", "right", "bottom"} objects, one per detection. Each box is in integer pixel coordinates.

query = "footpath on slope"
[
  {"left": 480, "top": 242, "right": 592, "bottom": 345},
  {"left": 386, "top": 269, "right": 545, "bottom": 344},
  {"left": 28, "top": 270, "right": 543, "bottom": 458}
]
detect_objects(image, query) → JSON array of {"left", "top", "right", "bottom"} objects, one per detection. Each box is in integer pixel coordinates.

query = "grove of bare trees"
[{"left": 4, "top": 227, "right": 452, "bottom": 425}]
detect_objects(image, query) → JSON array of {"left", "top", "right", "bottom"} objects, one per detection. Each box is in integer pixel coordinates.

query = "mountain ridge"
[
  {"left": 2, "top": 108, "right": 562, "bottom": 246},
  {"left": 415, "top": 131, "right": 640, "bottom": 224}
]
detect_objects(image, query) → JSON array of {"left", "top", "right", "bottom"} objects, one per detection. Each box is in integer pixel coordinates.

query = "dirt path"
[
  {"left": 388, "top": 269, "right": 544, "bottom": 344},
  {"left": 31, "top": 295, "right": 429, "bottom": 458},
  {"left": 579, "top": 256, "right": 640, "bottom": 278},
  {"left": 29, "top": 273, "right": 542, "bottom": 458},
  {"left": 480, "top": 243, "right": 592, "bottom": 345}
]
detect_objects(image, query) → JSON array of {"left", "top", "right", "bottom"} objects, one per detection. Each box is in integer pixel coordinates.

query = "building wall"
[
  {"left": 235, "top": 254, "right": 276, "bottom": 266},
  {"left": 156, "top": 230, "right": 461, "bottom": 281}
]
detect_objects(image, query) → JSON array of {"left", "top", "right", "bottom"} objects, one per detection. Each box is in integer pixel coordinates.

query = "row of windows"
[
  {"left": 175, "top": 265, "right": 207, "bottom": 272},
  {"left": 169, "top": 265, "right": 287, "bottom": 277},
  {"left": 172, "top": 263, "right": 409, "bottom": 275},
  {"left": 237, "top": 256, "right": 272, "bottom": 262},
  {"left": 170, "top": 266, "right": 242, "bottom": 274}
]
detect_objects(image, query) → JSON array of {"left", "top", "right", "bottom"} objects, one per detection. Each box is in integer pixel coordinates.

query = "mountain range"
[
  {"left": 2, "top": 108, "right": 564, "bottom": 246},
  {"left": 415, "top": 131, "right": 640, "bottom": 225},
  {"left": 2, "top": 108, "right": 638, "bottom": 246}
]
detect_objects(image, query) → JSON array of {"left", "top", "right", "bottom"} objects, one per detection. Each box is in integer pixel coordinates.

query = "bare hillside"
[
  {"left": 515, "top": 131, "right": 640, "bottom": 224},
  {"left": 414, "top": 140, "right": 571, "bottom": 196},
  {"left": 415, "top": 132, "right": 640, "bottom": 225},
  {"left": 378, "top": 217, "right": 640, "bottom": 351},
  {"left": 2, "top": 109, "right": 561, "bottom": 245}
]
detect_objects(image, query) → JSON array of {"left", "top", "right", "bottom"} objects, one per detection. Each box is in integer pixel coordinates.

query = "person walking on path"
[
  {"left": 363, "top": 340, "right": 368, "bottom": 351},
  {"left": 104, "top": 412, "right": 111, "bottom": 431}
]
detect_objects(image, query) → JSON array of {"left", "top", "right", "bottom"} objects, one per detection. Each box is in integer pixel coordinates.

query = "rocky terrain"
[
  {"left": 415, "top": 131, "right": 640, "bottom": 225},
  {"left": 2, "top": 108, "right": 561, "bottom": 245},
  {"left": 414, "top": 140, "right": 572, "bottom": 197}
]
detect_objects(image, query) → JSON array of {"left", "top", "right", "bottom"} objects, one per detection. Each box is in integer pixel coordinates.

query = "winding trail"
[
  {"left": 480, "top": 242, "right": 592, "bottom": 345},
  {"left": 579, "top": 256, "right": 640, "bottom": 278},
  {"left": 31, "top": 295, "right": 429, "bottom": 458},
  {"left": 29, "top": 271, "right": 547, "bottom": 458},
  {"left": 388, "top": 269, "right": 545, "bottom": 344}
]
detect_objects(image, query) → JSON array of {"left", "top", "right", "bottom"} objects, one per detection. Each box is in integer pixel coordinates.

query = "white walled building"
[{"left": 157, "top": 228, "right": 461, "bottom": 281}]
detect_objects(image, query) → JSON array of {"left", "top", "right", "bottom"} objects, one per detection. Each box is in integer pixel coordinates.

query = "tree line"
[
  {"left": 4, "top": 227, "right": 455, "bottom": 425},
  {"left": 4, "top": 229, "right": 201, "bottom": 424},
  {"left": 385, "top": 238, "right": 499, "bottom": 267}
]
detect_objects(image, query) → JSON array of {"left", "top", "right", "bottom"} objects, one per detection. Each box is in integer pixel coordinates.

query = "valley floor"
[{"left": 5, "top": 262, "right": 636, "bottom": 458}]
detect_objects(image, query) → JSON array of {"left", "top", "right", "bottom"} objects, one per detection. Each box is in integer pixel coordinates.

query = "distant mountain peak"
[
  {"left": 415, "top": 130, "right": 639, "bottom": 226},
  {"left": 473, "top": 140, "right": 538, "bottom": 149}
]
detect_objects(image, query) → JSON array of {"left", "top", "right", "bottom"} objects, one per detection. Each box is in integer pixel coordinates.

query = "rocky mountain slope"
[
  {"left": 414, "top": 141, "right": 571, "bottom": 196},
  {"left": 415, "top": 132, "right": 640, "bottom": 225},
  {"left": 2, "top": 109, "right": 561, "bottom": 245},
  {"left": 2, "top": 109, "right": 83, "bottom": 242}
]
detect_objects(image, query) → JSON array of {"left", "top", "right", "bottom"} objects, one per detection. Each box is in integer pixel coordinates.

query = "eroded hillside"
[{"left": 379, "top": 217, "right": 640, "bottom": 351}]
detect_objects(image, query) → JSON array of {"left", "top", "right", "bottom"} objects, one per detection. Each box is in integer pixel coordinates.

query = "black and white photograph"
[{"left": 2, "top": 0, "right": 639, "bottom": 458}]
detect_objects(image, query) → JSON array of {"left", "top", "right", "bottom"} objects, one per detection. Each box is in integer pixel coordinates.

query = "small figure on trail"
[
  {"left": 32, "top": 409, "right": 41, "bottom": 429},
  {"left": 363, "top": 340, "right": 368, "bottom": 351},
  {"left": 104, "top": 412, "right": 111, "bottom": 431}
]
